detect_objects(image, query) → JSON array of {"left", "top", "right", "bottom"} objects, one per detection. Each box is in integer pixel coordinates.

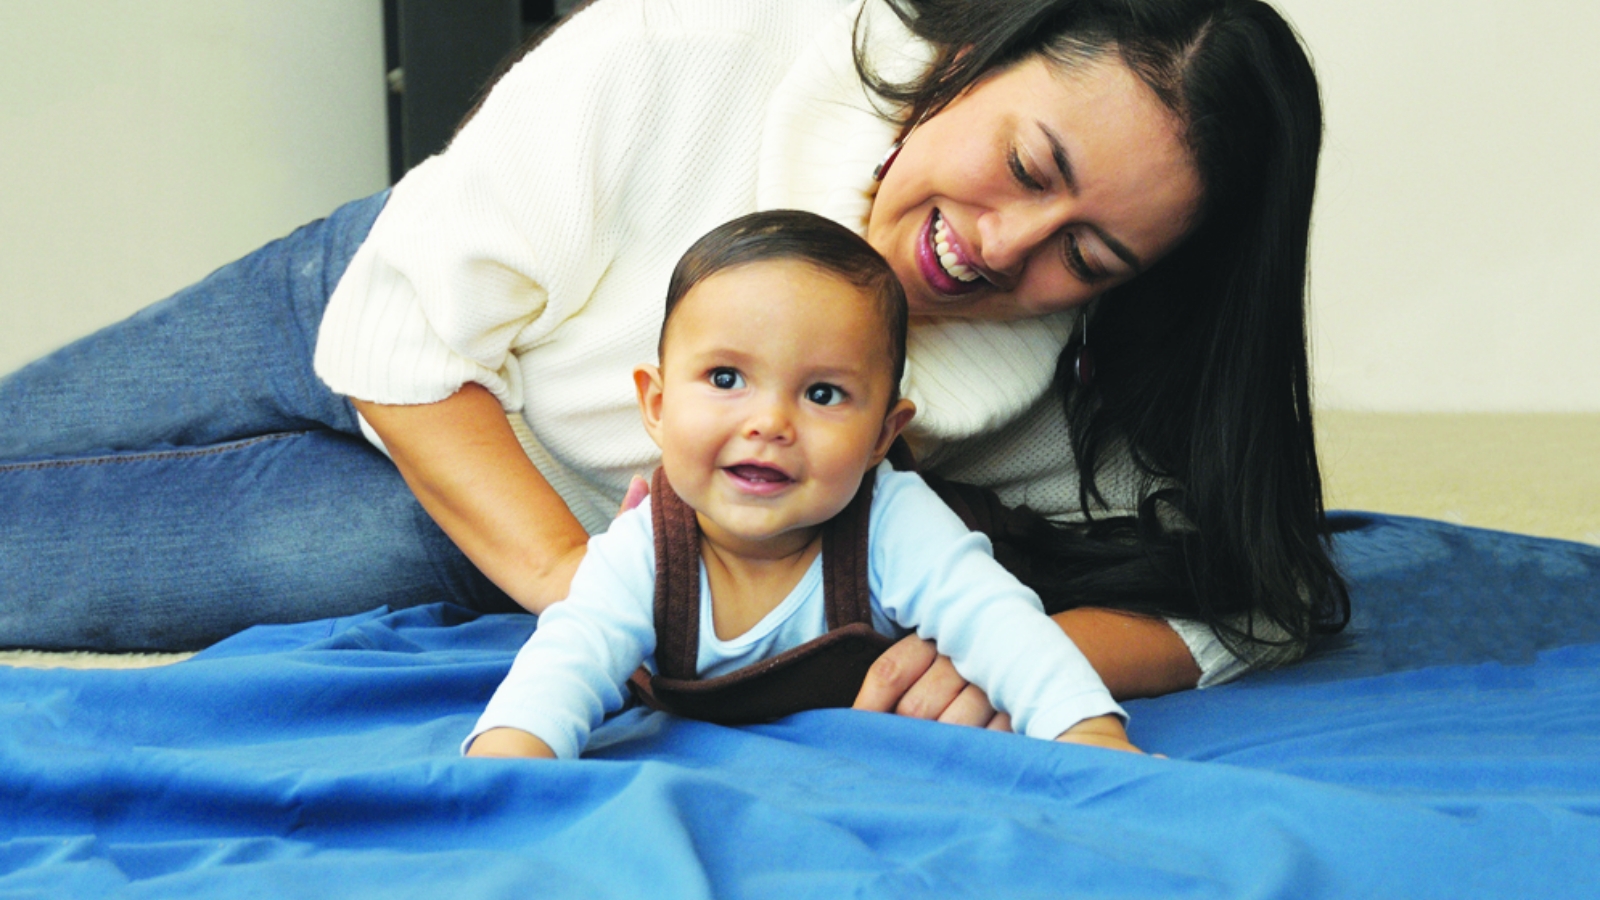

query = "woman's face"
[{"left": 867, "top": 55, "right": 1203, "bottom": 320}]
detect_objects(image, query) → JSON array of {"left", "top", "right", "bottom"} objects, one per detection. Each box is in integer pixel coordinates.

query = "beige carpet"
[
  {"left": 1317, "top": 411, "right": 1600, "bottom": 547},
  {"left": 7, "top": 412, "right": 1595, "bottom": 671},
  {"left": 0, "top": 649, "right": 192, "bottom": 670}
]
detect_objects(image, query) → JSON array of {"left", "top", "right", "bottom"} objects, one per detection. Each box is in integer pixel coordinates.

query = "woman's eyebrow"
[
  {"left": 1039, "top": 123, "right": 1078, "bottom": 194},
  {"left": 1040, "top": 123, "right": 1144, "bottom": 272},
  {"left": 1091, "top": 226, "right": 1143, "bottom": 272}
]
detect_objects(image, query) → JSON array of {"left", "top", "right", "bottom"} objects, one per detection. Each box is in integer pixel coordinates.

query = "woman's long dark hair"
[{"left": 858, "top": 0, "right": 1349, "bottom": 662}]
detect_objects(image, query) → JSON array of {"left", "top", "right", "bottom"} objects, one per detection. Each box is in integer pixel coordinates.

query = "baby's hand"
[
  {"left": 1055, "top": 714, "right": 1145, "bottom": 755},
  {"left": 465, "top": 727, "right": 558, "bottom": 759}
]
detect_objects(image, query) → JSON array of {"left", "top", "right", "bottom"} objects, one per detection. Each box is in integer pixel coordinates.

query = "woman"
[{"left": 0, "top": 0, "right": 1345, "bottom": 721}]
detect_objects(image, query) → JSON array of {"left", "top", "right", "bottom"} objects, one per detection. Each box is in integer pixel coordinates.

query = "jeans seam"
[{"left": 0, "top": 431, "right": 311, "bottom": 473}]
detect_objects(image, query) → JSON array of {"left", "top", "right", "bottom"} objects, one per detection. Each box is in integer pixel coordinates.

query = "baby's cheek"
[{"left": 809, "top": 428, "right": 875, "bottom": 495}]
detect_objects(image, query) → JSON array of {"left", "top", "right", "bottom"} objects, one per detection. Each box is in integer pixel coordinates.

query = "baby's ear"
[
  {"left": 634, "top": 364, "right": 666, "bottom": 448},
  {"left": 870, "top": 398, "right": 917, "bottom": 465}
]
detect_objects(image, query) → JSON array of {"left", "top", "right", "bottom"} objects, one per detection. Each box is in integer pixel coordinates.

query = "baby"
[{"left": 464, "top": 210, "right": 1133, "bottom": 759}]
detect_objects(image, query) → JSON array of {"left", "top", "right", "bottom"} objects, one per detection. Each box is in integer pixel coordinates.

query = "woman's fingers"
[
  {"left": 853, "top": 634, "right": 939, "bottom": 713},
  {"left": 853, "top": 635, "right": 1006, "bottom": 730},
  {"left": 619, "top": 475, "right": 650, "bottom": 514},
  {"left": 935, "top": 681, "right": 998, "bottom": 728},
  {"left": 890, "top": 652, "right": 973, "bottom": 720}
]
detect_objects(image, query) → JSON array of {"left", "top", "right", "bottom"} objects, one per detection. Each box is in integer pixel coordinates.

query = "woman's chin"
[{"left": 906, "top": 285, "right": 982, "bottom": 318}]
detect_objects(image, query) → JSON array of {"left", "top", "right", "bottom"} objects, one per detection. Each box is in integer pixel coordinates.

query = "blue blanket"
[{"left": 3, "top": 513, "right": 1598, "bottom": 898}]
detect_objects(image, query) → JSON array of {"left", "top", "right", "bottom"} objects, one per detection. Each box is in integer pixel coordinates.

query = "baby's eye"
[
  {"left": 709, "top": 368, "right": 745, "bottom": 390},
  {"left": 805, "top": 384, "right": 846, "bottom": 406}
]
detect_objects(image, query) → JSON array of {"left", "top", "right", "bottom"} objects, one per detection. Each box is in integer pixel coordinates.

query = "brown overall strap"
[
  {"left": 649, "top": 467, "right": 879, "bottom": 678},
  {"left": 649, "top": 466, "right": 702, "bottom": 680},
  {"left": 819, "top": 466, "right": 878, "bottom": 633},
  {"left": 631, "top": 467, "right": 886, "bottom": 723}
]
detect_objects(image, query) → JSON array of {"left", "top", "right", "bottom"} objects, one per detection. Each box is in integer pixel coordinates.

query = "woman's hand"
[
  {"left": 853, "top": 608, "right": 1203, "bottom": 728},
  {"left": 853, "top": 634, "right": 1013, "bottom": 731}
]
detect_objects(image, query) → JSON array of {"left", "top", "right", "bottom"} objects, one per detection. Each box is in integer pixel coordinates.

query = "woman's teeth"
[{"left": 933, "top": 213, "right": 980, "bottom": 283}]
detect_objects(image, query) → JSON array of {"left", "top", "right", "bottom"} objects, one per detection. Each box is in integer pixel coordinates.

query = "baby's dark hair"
[{"left": 661, "top": 210, "right": 908, "bottom": 397}]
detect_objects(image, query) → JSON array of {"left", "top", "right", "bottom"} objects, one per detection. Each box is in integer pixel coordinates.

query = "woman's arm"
[
  {"left": 353, "top": 383, "right": 589, "bottom": 614},
  {"left": 1052, "top": 608, "right": 1202, "bottom": 700},
  {"left": 853, "top": 608, "right": 1200, "bottom": 725}
]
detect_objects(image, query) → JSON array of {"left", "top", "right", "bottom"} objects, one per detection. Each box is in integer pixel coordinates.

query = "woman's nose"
[{"left": 977, "top": 204, "right": 1064, "bottom": 280}]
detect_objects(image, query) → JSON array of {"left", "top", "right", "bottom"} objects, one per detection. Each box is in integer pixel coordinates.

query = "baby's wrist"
[
  {"left": 1055, "top": 714, "right": 1128, "bottom": 743},
  {"left": 465, "top": 727, "right": 558, "bottom": 759}
]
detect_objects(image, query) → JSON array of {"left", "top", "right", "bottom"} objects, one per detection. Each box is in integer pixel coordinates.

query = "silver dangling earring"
[
  {"left": 1073, "top": 304, "right": 1095, "bottom": 387},
  {"left": 873, "top": 141, "right": 902, "bottom": 182}
]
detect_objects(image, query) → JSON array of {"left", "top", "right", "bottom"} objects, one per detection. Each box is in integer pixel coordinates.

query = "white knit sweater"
[{"left": 314, "top": 0, "right": 1260, "bottom": 683}]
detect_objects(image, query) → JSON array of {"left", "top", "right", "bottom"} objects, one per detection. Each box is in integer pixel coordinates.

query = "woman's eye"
[
  {"left": 709, "top": 368, "right": 745, "bottom": 390},
  {"left": 805, "top": 384, "right": 845, "bottom": 406},
  {"left": 1008, "top": 148, "right": 1046, "bottom": 192},
  {"left": 1063, "top": 233, "right": 1106, "bottom": 283}
]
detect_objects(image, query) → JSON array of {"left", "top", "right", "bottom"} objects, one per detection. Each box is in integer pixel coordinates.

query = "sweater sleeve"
[
  {"left": 867, "top": 466, "right": 1125, "bottom": 740},
  {"left": 314, "top": 0, "right": 712, "bottom": 410},
  {"left": 1170, "top": 612, "right": 1304, "bottom": 688},
  {"left": 462, "top": 502, "right": 659, "bottom": 759}
]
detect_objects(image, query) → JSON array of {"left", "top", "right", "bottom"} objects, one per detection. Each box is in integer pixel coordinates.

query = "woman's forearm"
[
  {"left": 1051, "top": 608, "right": 1200, "bottom": 700},
  {"left": 352, "top": 383, "right": 589, "bottom": 614}
]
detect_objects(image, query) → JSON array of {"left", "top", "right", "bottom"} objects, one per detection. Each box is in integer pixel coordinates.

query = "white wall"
[
  {"left": 0, "top": 1, "right": 387, "bottom": 376},
  {"left": 3, "top": 1, "right": 1595, "bottom": 411},
  {"left": 1277, "top": 0, "right": 1600, "bottom": 411}
]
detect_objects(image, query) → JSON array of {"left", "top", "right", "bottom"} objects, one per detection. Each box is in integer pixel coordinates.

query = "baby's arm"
[
  {"left": 869, "top": 469, "right": 1130, "bottom": 746},
  {"left": 462, "top": 503, "right": 659, "bottom": 759}
]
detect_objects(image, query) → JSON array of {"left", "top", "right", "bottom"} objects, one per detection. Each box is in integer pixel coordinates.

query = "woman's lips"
[
  {"left": 916, "top": 209, "right": 984, "bottom": 298},
  {"left": 723, "top": 463, "right": 794, "bottom": 496}
]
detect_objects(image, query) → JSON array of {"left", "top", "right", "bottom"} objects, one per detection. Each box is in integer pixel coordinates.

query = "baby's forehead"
[{"left": 663, "top": 259, "right": 892, "bottom": 348}]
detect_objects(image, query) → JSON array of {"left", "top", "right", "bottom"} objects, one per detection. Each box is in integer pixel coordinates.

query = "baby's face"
[{"left": 636, "top": 259, "right": 913, "bottom": 555}]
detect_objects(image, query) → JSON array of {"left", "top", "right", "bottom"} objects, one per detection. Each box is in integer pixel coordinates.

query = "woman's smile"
[{"left": 918, "top": 210, "right": 986, "bottom": 297}]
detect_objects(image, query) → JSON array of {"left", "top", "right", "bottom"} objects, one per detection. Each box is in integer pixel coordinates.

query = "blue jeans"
[{"left": 0, "top": 192, "right": 517, "bottom": 651}]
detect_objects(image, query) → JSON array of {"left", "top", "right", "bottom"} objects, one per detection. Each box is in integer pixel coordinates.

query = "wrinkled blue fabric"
[{"left": 3, "top": 513, "right": 1597, "bottom": 899}]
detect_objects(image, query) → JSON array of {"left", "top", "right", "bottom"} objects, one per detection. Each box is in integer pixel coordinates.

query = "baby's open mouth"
[{"left": 725, "top": 463, "right": 792, "bottom": 485}]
